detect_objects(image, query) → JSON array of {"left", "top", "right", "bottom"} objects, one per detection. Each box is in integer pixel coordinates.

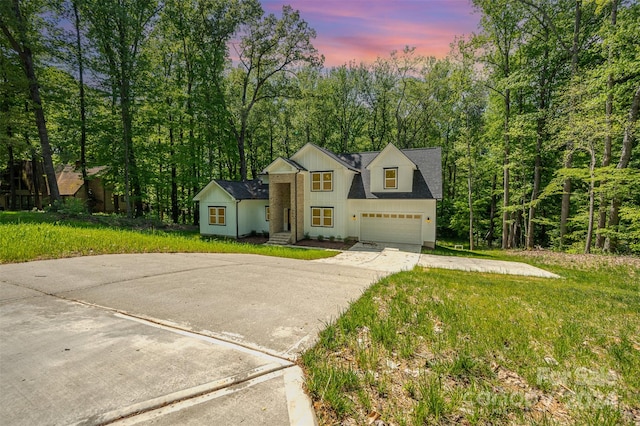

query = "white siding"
[
  {"left": 368, "top": 147, "right": 415, "bottom": 193},
  {"left": 199, "top": 199, "right": 237, "bottom": 237},
  {"left": 347, "top": 199, "right": 437, "bottom": 246},
  {"left": 292, "top": 145, "right": 355, "bottom": 239},
  {"left": 237, "top": 200, "right": 269, "bottom": 236}
]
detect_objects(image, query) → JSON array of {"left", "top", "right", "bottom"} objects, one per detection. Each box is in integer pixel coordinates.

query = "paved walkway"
[
  {"left": 418, "top": 254, "right": 561, "bottom": 278},
  {"left": 316, "top": 242, "right": 560, "bottom": 279}
]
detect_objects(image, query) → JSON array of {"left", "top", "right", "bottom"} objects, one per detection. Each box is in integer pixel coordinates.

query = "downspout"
[
  {"left": 293, "top": 173, "right": 297, "bottom": 243},
  {"left": 236, "top": 199, "right": 240, "bottom": 239}
]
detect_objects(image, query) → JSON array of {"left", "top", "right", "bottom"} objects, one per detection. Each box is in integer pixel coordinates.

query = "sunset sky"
[{"left": 261, "top": 0, "right": 480, "bottom": 67}]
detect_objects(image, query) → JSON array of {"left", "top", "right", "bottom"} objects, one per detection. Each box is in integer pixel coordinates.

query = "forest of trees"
[{"left": 1, "top": 0, "right": 638, "bottom": 254}]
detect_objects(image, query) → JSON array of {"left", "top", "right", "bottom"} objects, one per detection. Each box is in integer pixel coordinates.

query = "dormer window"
[
  {"left": 311, "top": 171, "right": 333, "bottom": 192},
  {"left": 384, "top": 168, "right": 398, "bottom": 189}
]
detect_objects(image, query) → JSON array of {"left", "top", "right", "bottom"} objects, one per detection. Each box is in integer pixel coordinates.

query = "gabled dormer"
[{"left": 366, "top": 143, "right": 417, "bottom": 193}]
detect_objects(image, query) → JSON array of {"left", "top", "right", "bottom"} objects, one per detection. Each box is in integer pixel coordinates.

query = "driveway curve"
[{"left": 0, "top": 249, "right": 558, "bottom": 425}]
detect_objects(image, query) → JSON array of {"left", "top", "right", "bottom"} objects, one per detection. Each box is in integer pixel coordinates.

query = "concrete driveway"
[
  {"left": 0, "top": 247, "right": 558, "bottom": 425},
  {"left": 0, "top": 253, "right": 387, "bottom": 426}
]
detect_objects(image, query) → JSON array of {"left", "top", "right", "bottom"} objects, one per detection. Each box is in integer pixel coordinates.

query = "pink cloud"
[{"left": 261, "top": 0, "right": 479, "bottom": 67}]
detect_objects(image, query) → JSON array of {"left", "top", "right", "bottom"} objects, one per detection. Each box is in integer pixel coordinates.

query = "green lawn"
[
  {"left": 0, "top": 211, "right": 335, "bottom": 263},
  {"left": 302, "top": 252, "right": 640, "bottom": 425}
]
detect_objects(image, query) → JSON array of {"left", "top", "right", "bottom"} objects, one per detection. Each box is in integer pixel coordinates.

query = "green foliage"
[
  {"left": 2, "top": 0, "right": 638, "bottom": 253},
  {"left": 46, "top": 198, "right": 87, "bottom": 216}
]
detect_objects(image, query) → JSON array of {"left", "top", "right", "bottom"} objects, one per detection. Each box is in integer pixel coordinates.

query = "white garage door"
[{"left": 360, "top": 212, "right": 422, "bottom": 244}]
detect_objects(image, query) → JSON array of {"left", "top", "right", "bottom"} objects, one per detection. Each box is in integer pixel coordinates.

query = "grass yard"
[
  {"left": 0, "top": 212, "right": 335, "bottom": 263},
  {"left": 302, "top": 252, "right": 640, "bottom": 425}
]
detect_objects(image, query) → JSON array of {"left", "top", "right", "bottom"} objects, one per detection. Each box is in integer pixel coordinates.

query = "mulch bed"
[{"left": 237, "top": 236, "right": 355, "bottom": 251}]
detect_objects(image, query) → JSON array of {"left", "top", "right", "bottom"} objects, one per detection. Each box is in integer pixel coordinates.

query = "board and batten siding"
[{"left": 293, "top": 146, "right": 355, "bottom": 239}]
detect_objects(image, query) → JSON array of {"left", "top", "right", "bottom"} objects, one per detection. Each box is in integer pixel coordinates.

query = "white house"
[{"left": 194, "top": 143, "right": 443, "bottom": 247}]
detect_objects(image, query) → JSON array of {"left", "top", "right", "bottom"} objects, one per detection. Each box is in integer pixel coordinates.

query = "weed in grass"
[
  {"left": 376, "top": 373, "right": 391, "bottom": 398},
  {"left": 305, "top": 364, "right": 360, "bottom": 418},
  {"left": 355, "top": 340, "right": 380, "bottom": 372},
  {"left": 317, "top": 322, "right": 340, "bottom": 351},
  {"left": 404, "top": 380, "right": 418, "bottom": 400},
  {"left": 575, "top": 404, "right": 624, "bottom": 426},
  {"left": 414, "top": 375, "right": 448, "bottom": 424},
  {"left": 398, "top": 334, "right": 417, "bottom": 359},
  {"left": 370, "top": 317, "right": 397, "bottom": 351}
]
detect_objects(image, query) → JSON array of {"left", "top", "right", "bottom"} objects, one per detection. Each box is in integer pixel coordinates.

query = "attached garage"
[{"left": 360, "top": 212, "right": 423, "bottom": 245}]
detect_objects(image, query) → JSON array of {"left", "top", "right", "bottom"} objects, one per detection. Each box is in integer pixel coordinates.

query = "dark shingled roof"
[
  {"left": 216, "top": 179, "right": 269, "bottom": 200},
  {"left": 338, "top": 147, "right": 442, "bottom": 200},
  {"left": 282, "top": 158, "right": 307, "bottom": 171},
  {"left": 311, "top": 144, "right": 360, "bottom": 172}
]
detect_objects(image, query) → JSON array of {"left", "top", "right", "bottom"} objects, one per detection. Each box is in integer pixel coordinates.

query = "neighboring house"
[
  {"left": 55, "top": 165, "right": 117, "bottom": 213},
  {"left": 194, "top": 143, "right": 442, "bottom": 247},
  {"left": 0, "top": 160, "right": 49, "bottom": 211}
]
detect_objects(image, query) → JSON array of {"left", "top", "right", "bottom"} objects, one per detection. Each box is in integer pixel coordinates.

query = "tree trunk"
[
  {"left": 25, "top": 129, "right": 41, "bottom": 210},
  {"left": 527, "top": 119, "right": 543, "bottom": 249},
  {"left": 0, "top": 0, "right": 61, "bottom": 204},
  {"left": 238, "top": 113, "right": 248, "bottom": 181},
  {"left": 585, "top": 145, "right": 596, "bottom": 254},
  {"left": 8, "top": 145, "right": 16, "bottom": 210},
  {"left": 605, "top": 84, "right": 640, "bottom": 251},
  {"left": 527, "top": 30, "right": 549, "bottom": 250},
  {"left": 596, "top": 0, "right": 618, "bottom": 248},
  {"left": 467, "top": 132, "right": 474, "bottom": 251},
  {"left": 73, "top": 2, "right": 90, "bottom": 209},
  {"left": 170, "top": 116, "right": 178, "bottom": 223},
  {"left": 487, "top": 174, "right": 497, "bottom": 248},
  {"left": 559, "top": 0, "right": 582, "bottom": 247},
  {"left": 502, "top": 88, "right": 511, "bottom": 249}
]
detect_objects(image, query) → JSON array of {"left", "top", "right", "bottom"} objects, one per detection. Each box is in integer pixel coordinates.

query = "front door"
[{"left": 284, "top": 208, "right": 291, "bottom": 231}]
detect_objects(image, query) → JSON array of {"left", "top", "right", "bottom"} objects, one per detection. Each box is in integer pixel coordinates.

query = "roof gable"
[
  {"left": 263, "top": 157, "right": 305, "bottom": 174},
  {"left": 193, "top": 179, "right": 268, "bottom": 202},
  {"left": 366, "top": 143, "right": 417, "bottom": 170},
  {"left": 341, "top": 146, "right": 443, "bottom": 200},
  {"left": 56, "top": 165, "right": 108, "bottom": 196},
  {"left": 291, "top": 143, "right": 359, "bottom": 172}
]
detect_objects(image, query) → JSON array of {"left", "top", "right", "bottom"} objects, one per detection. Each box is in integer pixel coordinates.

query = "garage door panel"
[{"left": 360, "top": 213, "right": 422, "bottom": 244}]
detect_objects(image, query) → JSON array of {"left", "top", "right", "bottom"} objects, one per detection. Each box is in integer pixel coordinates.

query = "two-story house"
[{"left": 194, "top": 142, "right": 442, "bottom": 248}]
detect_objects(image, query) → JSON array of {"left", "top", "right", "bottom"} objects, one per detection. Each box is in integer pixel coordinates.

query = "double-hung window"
[
  {"left": 311, "top": 207, "right": 333, "bottom": 227},
  {"left": 384, "top": 168, "right": 398, "bottom": 189},
  {"left": 209, "top": 207, "right": 226, "bottom": 225},
  {"left": 311, "top": 171, "right": 333, "bottom": 191}
]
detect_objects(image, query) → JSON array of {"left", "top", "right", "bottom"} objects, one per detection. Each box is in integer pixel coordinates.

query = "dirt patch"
[{"left": 237, "top": 236, "right": 269, "bottom": 244}]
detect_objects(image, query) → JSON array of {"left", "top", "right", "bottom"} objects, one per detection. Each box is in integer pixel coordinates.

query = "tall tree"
[
  {"left": 473, "top": 0, "right": 523, "bottom": 249},
  {"left": 82, "top": 0, "right": 159, "bottom": 217},
  {"left": 229, "top": 4, "right": 321, "bottom": 181},
  {"left": 0, "top": 0, "right": 61, "bottom": 203}
]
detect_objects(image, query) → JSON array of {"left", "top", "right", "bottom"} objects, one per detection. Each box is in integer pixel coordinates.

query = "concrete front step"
[{"left": 266, "top": 232, "right": 292, "bottom": 245}]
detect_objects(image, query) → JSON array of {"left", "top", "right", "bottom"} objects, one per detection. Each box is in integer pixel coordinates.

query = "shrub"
[
  {"left": 317, "top": 234, "right": 324, "bottom": 242},
  {"left": 46, "top": 198, "right": 87, "bottom": 216}
]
